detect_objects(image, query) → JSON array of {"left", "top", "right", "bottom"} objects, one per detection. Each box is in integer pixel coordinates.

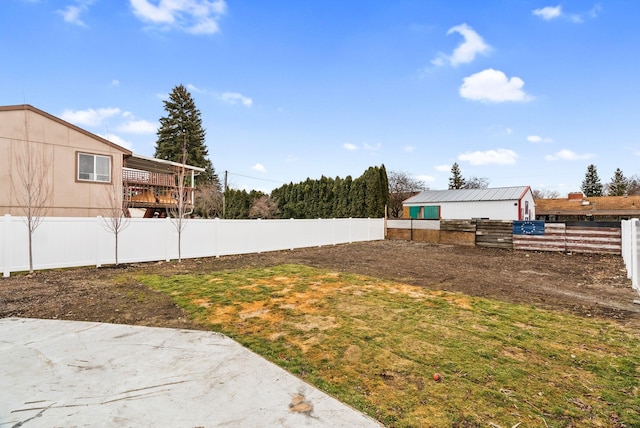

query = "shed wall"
[{"left": 431, "top": 200, "right": 520, "bottom": 220}]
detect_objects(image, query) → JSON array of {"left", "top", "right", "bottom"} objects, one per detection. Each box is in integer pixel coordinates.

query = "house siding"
[{"left": 0, "top": 106, "right": 129, "bottom": 217}]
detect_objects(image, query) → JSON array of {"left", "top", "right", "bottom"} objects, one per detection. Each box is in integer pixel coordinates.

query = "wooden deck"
[{"left": 122, "top": 168, "right": 194, "bottom": 210}]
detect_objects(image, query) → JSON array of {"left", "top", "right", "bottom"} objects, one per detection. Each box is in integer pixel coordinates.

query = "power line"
[{"left": 226, "top": 171, "right": 288, "bottom": 185}]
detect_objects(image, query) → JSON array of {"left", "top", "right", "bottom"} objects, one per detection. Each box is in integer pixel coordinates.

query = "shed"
[{"left": 402, "top": 186, "right": 534, "bottom": 221}]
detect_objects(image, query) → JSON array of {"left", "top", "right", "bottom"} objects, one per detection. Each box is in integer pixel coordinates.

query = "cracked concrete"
[{"left": 0, "top": 318, "right": 381, "bottom": 427}]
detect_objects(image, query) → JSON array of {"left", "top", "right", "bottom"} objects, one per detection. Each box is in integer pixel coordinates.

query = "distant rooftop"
[{"left": 536, "top": 194, "right": 640, "bottom": 216}]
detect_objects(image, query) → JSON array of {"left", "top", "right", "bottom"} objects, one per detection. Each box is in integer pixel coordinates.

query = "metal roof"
[
  {"left": 125, "top": 153, "right": 206, "bottom": 175},
  {"left": 404, "top": 186, "right": 530, "bottom": 204}
]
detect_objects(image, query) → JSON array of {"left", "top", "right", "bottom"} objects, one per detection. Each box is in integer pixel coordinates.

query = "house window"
[{"left": 78, "top": 153, "right": 111, "bottom": 182}]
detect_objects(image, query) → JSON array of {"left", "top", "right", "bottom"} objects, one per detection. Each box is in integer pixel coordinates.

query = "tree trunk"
[{"left": 28, "top": 219, "right": 34, "bottom": 274}]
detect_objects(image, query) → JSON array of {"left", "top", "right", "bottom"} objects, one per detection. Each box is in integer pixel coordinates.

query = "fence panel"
[
  {"left": 1, "top": 215, "right": 384, "bottom": 276},
  {"left": 110, "top": 218, "right": 173, "bottom": 264},
  {"left": 513, "top": 223, "right": 567, "bottom": 252},
  {"left": 621, "top": 219, "right": 640, "bottom": 294},
  {"left": 476, "top": 220, "right": 513, "bottom": 249},
  {"left": 513, "top": 223, "right": 621, "bottom": 255},
  {"left": 565, "top": 226, "right": 621, "bottom": 255}
]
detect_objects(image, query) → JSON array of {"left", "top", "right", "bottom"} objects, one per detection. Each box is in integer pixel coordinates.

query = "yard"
[{"left": 1, "top": 240, "right": 639, "bottom": 426}]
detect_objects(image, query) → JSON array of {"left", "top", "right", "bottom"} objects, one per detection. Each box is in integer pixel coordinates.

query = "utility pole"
[{"left": 223, "top": 170, "right": 228, "bottom": 219}]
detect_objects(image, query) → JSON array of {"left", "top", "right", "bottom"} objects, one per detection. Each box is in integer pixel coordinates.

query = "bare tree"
[
  {"left": 388, "top": 170, "right": 427, "bottom": 218},
  {"left": 627, "top": 175, "right": 640, "bottom": 196},
  {"left": 100, "top": 180, "right": 130, "bottom": 266},
  {"left": 532, "top": 189, "right": 560, "bottom": 199},
  {"left": 168, "top": 142, "right": 190, "bottom": 262},
  {"left": 10, "top": 109, "right": 52, "bottom": 273},
  {"left": 194, "top": 182, "right": 223, "bottom": 218},
  {"left": 249, "top": 195, "right": 279, "bottom": 219},
  {"left": 463, "top": 176, "right": 489, "bottom": 189}
]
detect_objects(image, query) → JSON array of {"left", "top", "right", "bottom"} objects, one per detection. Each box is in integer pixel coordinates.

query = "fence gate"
[{"left": 475, "top": 220, "right": 513, "bottom": 249}]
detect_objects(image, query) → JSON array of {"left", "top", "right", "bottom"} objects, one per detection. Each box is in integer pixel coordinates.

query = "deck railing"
[
  {"left": 122, "top": 168, "right": 174, "bottom": 186},
  {"left": 122, "top": 168, "right": 195, "bottom": 209}
]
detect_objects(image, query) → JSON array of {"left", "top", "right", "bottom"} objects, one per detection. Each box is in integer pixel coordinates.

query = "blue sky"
[{"left": 3, "top": 1, "right": 639, "bottom": 194}]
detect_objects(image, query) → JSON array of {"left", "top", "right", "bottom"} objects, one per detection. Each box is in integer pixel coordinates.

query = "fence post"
[
  {"left": 622, "top": 220, "right": 631, "bottom": 277},
  {"left": 214, "top": 217, "right": 220, "bottom": 258},
  {"left": 333, "top": 218, "right": 336, "bottom": 245},
  {"left": 633, "top": 219, "right": 639, "bottom": 292},
  {"left": 96, "top": 216, "right": 102, "bottom": 268},
  {"left": 290, "top": 218, "right": 295, "bottom": 250},
  {"left": 165, "top": 217, "right": 172, "bottom": 262},
  {"left": 3, "top": 214, "right": 11, "bottom": 277},
  {"left": 257, "top": 218, "right": 262, "bottom": 254}
]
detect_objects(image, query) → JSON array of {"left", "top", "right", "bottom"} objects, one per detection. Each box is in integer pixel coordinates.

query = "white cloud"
[
  {"left": 117, "top": 119, "right": 158, "bottom": 134},
  {"left": 252, "top": 163, "right": 266, "bottom": 173},
  {"left": 130, "top": 0, "right": 227, "bottom": 34},
  {"left": 221, "top": 92, "right": 253, "bottom": 107},
  {"left": 343, "top": 143, "right": 358, "bottom": 151},
  {"left": 111, "top": 79, "right": 120, "bottom": 86},
  {"left": 570, "top": 5, "right": 602, "bottom": 23},
  {"left": 98, "top": 133, "right": 132, "bottom": 150},
  {"left": 459, "top": 148, "right": 518, "bottom": 165},
  {"left": 416, "top": 175, "right": 435, "bottom": 183},
  {"left": 404, "top": 146, "right": 414, "bottom": 153},
  {"left": 57, "top": 0, "right": 95, "bottom": 27},
  {"left": 363, "top": 142, "right": 381, "bottom": 152},
  {"left": 534, "top": 4, "right": 601, "bottom": 23},
  {"left": 533, "top": 5, "right": 562, "bottom": 20},
  {"left": 459, "top": 68, "right": 532, "bottom": 103},
  {"left": 432, "top": 23, "right": 491, "bottom": 67},
  {"left": 61, "top": 107, "right": 121, "bottom": 127},
  {"left": 187, "top": 83, "right": 204, "bottom": 93},
  {"left": 527, "top": 135, "right": 554, "bottom": 143},
  {"left": 544, "top": 149, "right": 594, "bottom": 161},
  {"left": 435, "top": 164, "right": 451, "bottom": 172}
]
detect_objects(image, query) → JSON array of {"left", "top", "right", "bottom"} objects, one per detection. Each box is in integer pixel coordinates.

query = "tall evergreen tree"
[
  {"left": 449, "top": 162, "right": 465, "bottom": 189},
  {"left": 581, "top": 164, "right": 604, "bottom": 197},
  {"left": 155, "top": 84, "right": 217, "bottom": 184},
  {"left": 607, "top": 168, "right": 628, "bottom": 196}
]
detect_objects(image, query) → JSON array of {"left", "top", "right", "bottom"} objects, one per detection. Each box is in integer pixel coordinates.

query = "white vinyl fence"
[
  {"left": 1, "top": 215, "right": 384, "bottom": 277},
  {"left": 621, "top": 219, "right": 640, "bottom": 295}
]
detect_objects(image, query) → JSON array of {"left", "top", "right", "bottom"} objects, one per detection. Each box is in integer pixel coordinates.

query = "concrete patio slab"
[{"left": 0, "top": 318, "right": 381, "bottom": 427}]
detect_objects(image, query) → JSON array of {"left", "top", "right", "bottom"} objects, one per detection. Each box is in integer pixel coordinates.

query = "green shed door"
[
  {"left": 409, "top": 206, "right": 420, "bottom": 219},
  {"left": 423, "top": 205, "right": 440, "bottom": 220}
]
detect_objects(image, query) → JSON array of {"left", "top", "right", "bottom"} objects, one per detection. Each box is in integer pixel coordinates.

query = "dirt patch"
[{"left": 1, "top": 240, "right": 639, "bottom": 328}]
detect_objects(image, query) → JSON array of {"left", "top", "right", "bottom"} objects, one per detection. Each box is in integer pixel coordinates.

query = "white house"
[{"left": 402, "top": 186, "right": 535, "bottom": 221}]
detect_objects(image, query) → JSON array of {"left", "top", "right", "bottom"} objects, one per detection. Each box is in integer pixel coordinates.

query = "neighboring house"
[
  {"left": 0, "top": 104, "right": 204, "bottom": 218},
  {"left": 535, "top": 192, "right": 640, "bottom": 222},
  {"left": 403, "top": 186, "right": 535, "bottom": 221}
]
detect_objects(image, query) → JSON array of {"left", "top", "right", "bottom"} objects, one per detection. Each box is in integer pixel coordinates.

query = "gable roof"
[
  {"left": 404, "top": 186, "right": 531, "bottom": 204},
  {"left": 536, "top": 195, "right": 640, "bottom": 216},
  {"left": 0, "top": 104, "right": 132, "bottom": 155}
]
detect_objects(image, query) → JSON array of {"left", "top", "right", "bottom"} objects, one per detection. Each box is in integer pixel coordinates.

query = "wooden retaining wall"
[{"left": 440, "top": 220, "right": 475, "bottom": 246}]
